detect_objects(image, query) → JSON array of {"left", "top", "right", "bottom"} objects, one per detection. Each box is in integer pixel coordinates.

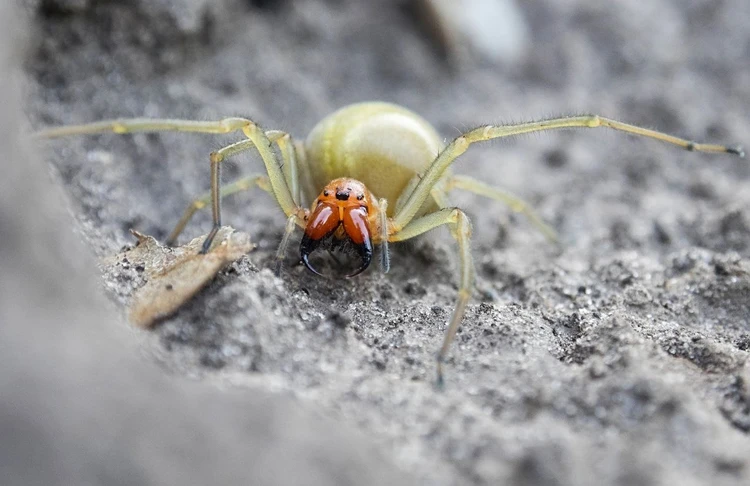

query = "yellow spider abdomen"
[{"left": 305, "top": 102, "right": 444, "bottom": 216}]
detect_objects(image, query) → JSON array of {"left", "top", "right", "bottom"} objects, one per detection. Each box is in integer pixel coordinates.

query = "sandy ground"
[{"left": 8, "top": 0, "right": 750, "bottom": 484}]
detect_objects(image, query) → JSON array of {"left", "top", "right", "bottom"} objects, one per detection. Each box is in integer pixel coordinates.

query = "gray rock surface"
[{"left": 18, "top": 0, "right": 750, "bottom": 484}]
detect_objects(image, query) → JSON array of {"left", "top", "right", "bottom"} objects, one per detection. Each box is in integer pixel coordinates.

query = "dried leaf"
[{"left": 105, "top": 227, "right": 253, "bottom": 328}]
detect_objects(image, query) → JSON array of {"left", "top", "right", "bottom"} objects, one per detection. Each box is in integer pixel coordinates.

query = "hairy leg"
[
  {"left": 166, "top": 174, "right": 272, "bottom": 246},
  {"left": 390, "top": 207, "right": 474, "bottom": 387},
  {"left": 446, "top": 174, "right": 557, "bottom": 242},
  {"left": 393, "top": 115, "right": 744, "bottom": 229}
]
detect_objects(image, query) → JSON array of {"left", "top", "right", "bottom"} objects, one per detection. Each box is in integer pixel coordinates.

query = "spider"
[{"left": 37, "top": 101, "right": 744, "bottom": 386}]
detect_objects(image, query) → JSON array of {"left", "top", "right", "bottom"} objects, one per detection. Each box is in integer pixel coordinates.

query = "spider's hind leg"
[
  {"left": 166, "top": 174, "right": 272, "bottom": 247},
  {"left": 446, "top": 174, "right": 558, "bottom": 243}
]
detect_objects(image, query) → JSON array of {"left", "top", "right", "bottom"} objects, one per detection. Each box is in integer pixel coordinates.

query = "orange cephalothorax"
[{"left": 300, "top": 178, "right": 374, "bottom": 277}]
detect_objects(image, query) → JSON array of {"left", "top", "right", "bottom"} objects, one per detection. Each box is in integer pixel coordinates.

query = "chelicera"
[
  {"left": 300, "top": 178, "right": 374, "bottom": 277},
  {"left": 37, "top": 101, "right": 744, "bottom": 385}
]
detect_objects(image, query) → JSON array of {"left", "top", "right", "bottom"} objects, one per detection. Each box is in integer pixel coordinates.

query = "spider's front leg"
[
  {"left": 162, "top": 129, "right": 309, "bottom": 251},
  {"left": 393, "top": 114, "right": 744, "bottom": 231},
  {"left": 390, "top": 207, "right": 475, "bottom": 387},
  {"left": 388, "top": 112, "right": 742, "bottom": 386},
  {"left": 198, "top": 131, "right": 308, "bottom": 273},
  {"left": 35, "top": 116, "right": 305, "bottom": 252},
  {"left": 201, "top": 125, "right": 303, "bottom": 253},
  {"left": 35, "top": 117, "right": 256, "bottom": 139}
]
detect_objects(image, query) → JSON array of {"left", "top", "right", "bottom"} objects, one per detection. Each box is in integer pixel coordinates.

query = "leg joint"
[
  {"left": 220, "top": 117, "right": 252, "bottom": 133},
  {"left": 450, "top": 207, "right": 470, "bottom": 226},
  {"left": 445, "top": 207, "right": 462, "bottom": 223},
  {"left": 453, "top": 135, "right": 470, "bottom": 152},
  {"left": 585, "top": 115, "right": 601, "bottom": 128},
  {"left": 112, "top": 121, "right": 128, "bottom": 134},
  {"left": 457, "top": 288, "right": 472, "bottom": 300},
  {"left": 191, "top": 200, "right": 207, "bottom": 210}
]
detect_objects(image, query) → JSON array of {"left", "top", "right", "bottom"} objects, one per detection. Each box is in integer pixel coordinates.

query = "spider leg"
[
  {"left": 390, "top": 207, "right": 474, "bottom": 388},
  {"left": 274, "top": 214, "right": 299, "bottom": 276},
  {"left": 446, "top": 174, "right": 557, "bottom": 243},
  {"left": 267, "top": 132, "right": 311, "bottom": 274},
  {"left": 295, "top": 140, "right": 317, "bottom": 208},
  {"left": 377, "top": 198, "right": 390, "bottom": 273},
  {"left": 169, "top": 132, "right": 290, "bottom": 247},
  {"left": 272, "top": 130, "right": 301, "bottom": 206},
  {"left": 164, "top": 138, "right": 304, "bottom": 270},
  {"left": 166, "top": 132, "right": 304, "bottom": 249},
  {"left": 36, "top": 117, "right": 305, "bottom": 251},
  {"left": 166, "top": 174, "right": 272, "bottom": 246},
  {"left": 200, "top": 129, "right": 302, "bottom": 253},
  {"left": 205, "top": 132, "right": 305, "bottom": 272},
  {"left": 393, "top": 115, "right": 744, "bottom": 229},
  {"left": 35, "top": 117, "right": 259, "bottom": 138}
]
